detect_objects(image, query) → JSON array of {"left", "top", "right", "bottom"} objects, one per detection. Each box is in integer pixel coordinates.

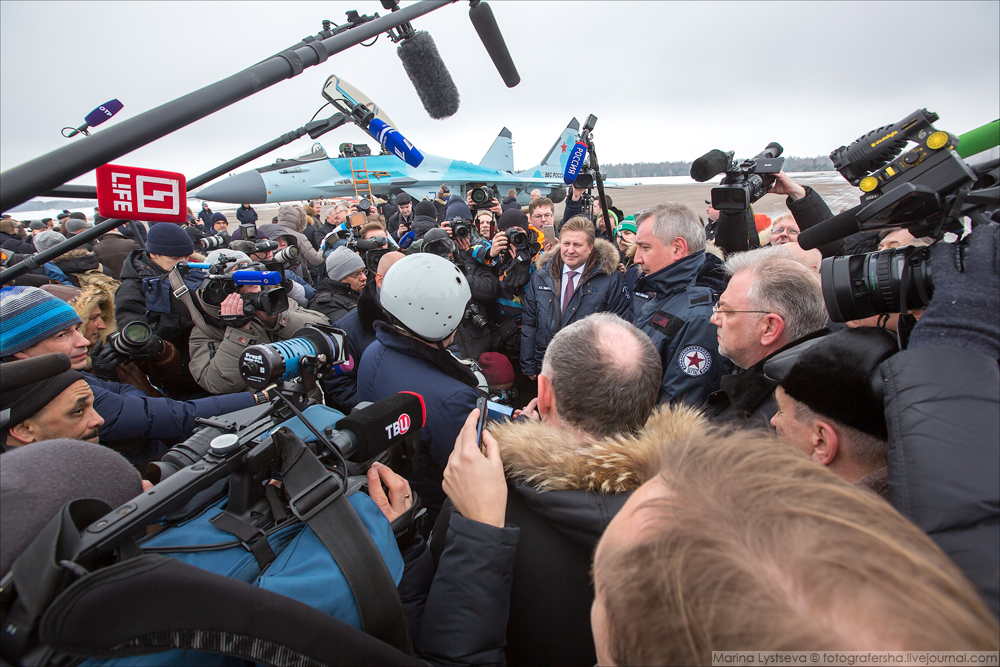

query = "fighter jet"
[{"left": 195, "top": 118, "right": 581, "bottom": 206}]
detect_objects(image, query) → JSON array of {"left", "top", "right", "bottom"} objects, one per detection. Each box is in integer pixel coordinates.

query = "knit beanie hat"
[
  {"left": 1, "top": 439, "right": 143, "bottom": 575},
  {"left": 65, "top": 219, "right": 93, "bottom": 235},
  {"left": 0, "top": 286, "right": 83, "bottom": 357},
  {"left": 478, "top": 352, "right": 514, "bottom": 386},
  {"left": 32, "top": 230, "right": 66, "bottom": 253},
  {"left": 414, "top": 200, "right": 438, "bottom": 219},
  {"left": 146, "top": 222, "right": 194, "bottom": 257},
  {"left": 325, "top": 246, "right": 365, "bottom": 281},
  {"left": 763, "top": 327, "right": 899, "bottom": 441},
  {"left": 615, "top": 220, "right": 637, "bottom": 237},
  {"left": 0, "top": 354, "right": 84, "bottom": 436},
  {"left": 497, "top": 208, "right": 528, "bottom": 232},
  {"left": 445, "top": 199, "right": 473, "bottom": 222},
  {"left": 211, "top": 212, "right": 228, "bottom": 224},
  {"left": 28, "top": 221, "right": 47, "bottom": 231},
  {"left": 56, "top": 212, "right": 70, "bottom": 220}
]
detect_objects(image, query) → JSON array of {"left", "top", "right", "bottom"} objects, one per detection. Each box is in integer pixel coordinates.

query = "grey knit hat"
[
  {"left": 325, "top": 246, "right": 365, "bottom": 281},
  {"left": 33, "top": 230, "right": 66, "bottom": 253}
]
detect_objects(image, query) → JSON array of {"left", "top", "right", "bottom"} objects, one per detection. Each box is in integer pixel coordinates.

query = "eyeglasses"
[
  {"left": 712, "top": 302, "right": 771, "bottom": 317},
  {"left": 530, "top": 211, "right": 554, "bottom": 220},
  {"left": 771, "top": 226, "right": 799, "bottom": 236}
]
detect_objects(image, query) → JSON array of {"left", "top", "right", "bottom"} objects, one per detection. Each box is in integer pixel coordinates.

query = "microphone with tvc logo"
[
  {"left": 330, "top": 391, "right": 426, "bottom": 462},
  {"left": 62, "top": 99, "right": 124, "bottom": 138}
]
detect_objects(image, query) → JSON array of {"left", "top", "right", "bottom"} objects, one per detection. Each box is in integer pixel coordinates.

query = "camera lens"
[
  {"left": 820, "top": 245, "right": 933, "bottom": 322},
  {"left": 121, "top": 321, "right": 152, "bottom": 347},
  {"left": 507, "top": 228, "right": 527, "bottom": 249}
]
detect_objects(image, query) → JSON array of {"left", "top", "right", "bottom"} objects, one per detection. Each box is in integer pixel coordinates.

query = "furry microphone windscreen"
[
  {"left": 397, "top": 31, "right": 460, "bottom": 120},
  {"left": 689, "top": 149, "right": 731, "bottom": 183}
]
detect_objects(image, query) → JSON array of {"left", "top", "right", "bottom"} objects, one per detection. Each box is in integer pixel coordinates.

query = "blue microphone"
[
  {"left": 368, "top": 118, "right": 424, "bottom": 168},
  {"left": 232, "top": 270, "right": 282, "bottom": 285},
  {"left": 563, "top": 141, "right": 588, "bottom": 184},
  {"left": 398, "top": 230, "right": 416, "bottom": 249}
]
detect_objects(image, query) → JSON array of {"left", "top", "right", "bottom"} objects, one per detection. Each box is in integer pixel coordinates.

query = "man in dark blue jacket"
[
  {"left": 630, "top": 202, "right": 726, "bottom": 406},
  {"left": 235, "top": 204, "right": 258, "bottom": 227},
  {"left": 520, "top": 216, "right": 629, "bottom": 378},
  {"left": 0, "top": 286, "right": 259, "bottom": 466},
  {"left": 357, "top": 254, "right": 479, "bottom": 529}
]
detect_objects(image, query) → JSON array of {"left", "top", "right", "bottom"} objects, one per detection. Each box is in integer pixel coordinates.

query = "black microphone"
[
  {"left": 469, "top": 2, "right": 520, "bottom": 87},
  {"left": 797, "top": 204, "right": 863, "bottom": 250},
  {"left": 331, "top": 391, "right": 426, "bottom": 462},
  {"left": 396, "top": 31, "right": 460, "bottom": 119},
  {"left": 690, "top": 149, "right": 730, "bottom": 183}
]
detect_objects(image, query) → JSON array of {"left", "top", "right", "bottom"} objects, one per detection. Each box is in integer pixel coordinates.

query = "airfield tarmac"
[{"left": 218, "top": 174, "right": 860, "bottom": 229}]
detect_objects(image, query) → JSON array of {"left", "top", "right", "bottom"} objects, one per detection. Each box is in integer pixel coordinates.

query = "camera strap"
[{"left": 275, "top": 431, "right": 413, "bottom": 655}]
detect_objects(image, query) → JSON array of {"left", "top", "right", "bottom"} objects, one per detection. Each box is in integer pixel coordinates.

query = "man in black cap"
[
  {"left": 763, "top": 327, "right": 899, "bottom": 498},
  {"left": 410, "top": 199, "right": 440, "bottom": 239},
  {"left": 0, "top": 354, "right": 103, "bottom": 450},
  {"left": 387, "top": 193, "right": 414, "bottom": 241}
]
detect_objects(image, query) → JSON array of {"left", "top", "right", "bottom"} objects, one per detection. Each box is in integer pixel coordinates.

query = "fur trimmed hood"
[
  {"left": 534, "top": 237, "right": 619, "bottom": 280},
  {"left": 490, "top": 403, "right": 708, "bottom": 493}
]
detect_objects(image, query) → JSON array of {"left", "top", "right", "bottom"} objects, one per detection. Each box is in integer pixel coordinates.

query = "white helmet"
[
  {"left": 204, "top": 248, "right": 251, "bottom": 270},
  {"left": 380, "top": 254, "right": 471, "bottom": 341}
]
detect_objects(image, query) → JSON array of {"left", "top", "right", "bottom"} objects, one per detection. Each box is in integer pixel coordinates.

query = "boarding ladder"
[{"left": 349, "top": 157, "right": 374, "bottom": 202}]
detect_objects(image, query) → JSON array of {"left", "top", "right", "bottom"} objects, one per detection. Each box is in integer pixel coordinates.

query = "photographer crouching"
[{"left": 185, "top": 249, "right": 329, "bottom": 394}]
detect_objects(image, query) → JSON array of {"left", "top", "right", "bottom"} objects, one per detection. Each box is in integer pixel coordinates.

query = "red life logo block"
[{"left": 96, "top": 164, "right": 187, "bottom": 223}]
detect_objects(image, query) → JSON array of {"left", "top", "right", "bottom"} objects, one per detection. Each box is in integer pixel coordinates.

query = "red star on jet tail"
[{"left": 560, "top": 142, "right": 567, "bottom": 153}]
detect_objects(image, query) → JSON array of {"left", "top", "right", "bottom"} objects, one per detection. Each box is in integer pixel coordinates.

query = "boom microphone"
[
  {"left": 469, "top": 2, "right": 520, "bottom": 87},
  {"left": 563, "top": 141, "right": 588, "bottom": 185},
  {"left": 368, "top": 118, "right": 424, "bottom": 168},
  {"left": 690, "top": 149, "right": 730, "bottom": 183},
  {"left": 396, "top": 31, "right": 460, "bottom": 120},
  {"left": 957, "top": 119, "right": 1000, "bottom": 159},
  {"left": 797, "top": 204, "right": 863, "bottom": 250},
  {"left": 331, "top": 391, "right": 426, "bottom": 462}
]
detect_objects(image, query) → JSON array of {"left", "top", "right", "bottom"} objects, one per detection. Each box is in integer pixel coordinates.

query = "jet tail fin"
[
  {"left": 480, "top": 127, "right": 514, "bottom": 172},
  {"left": 516, "top": 118, "right": 580, "bottom": 178}
]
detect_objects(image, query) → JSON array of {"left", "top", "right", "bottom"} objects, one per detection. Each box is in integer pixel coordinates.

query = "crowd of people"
[{"left": 0, "top": 168, "right": 997, "bottom": 665}]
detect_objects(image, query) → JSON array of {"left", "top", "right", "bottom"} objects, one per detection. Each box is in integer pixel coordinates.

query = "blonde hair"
[{"left": 596, "top": 430, "right": 999, "bottom": 666}]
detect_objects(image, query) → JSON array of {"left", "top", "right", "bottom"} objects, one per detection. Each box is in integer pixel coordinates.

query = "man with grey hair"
[
  {"left": 629, "top": 202, "right": 726, "bottom": 406},
  {"left": 704, "top": 245, "right": 830, "bottom": 426},
  {"left": 434, "top": 312, "right": 707, "bottom": 666}
]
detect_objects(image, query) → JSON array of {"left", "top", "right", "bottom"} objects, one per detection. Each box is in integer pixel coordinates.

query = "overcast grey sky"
[{"left": 2, "top": 1, "right": 998, "bottom": 192}]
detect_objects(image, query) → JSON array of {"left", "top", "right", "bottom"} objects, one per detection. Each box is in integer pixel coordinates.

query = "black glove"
[
  {"left": 90, "top": 340, "right": 126, "bottom": 381},
  {"left": 909, "top": 224, "right": 999, "bottom": 358}
]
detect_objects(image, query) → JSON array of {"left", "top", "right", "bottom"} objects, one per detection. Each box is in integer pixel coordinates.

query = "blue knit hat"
[
  {"left": 0, "top": 286, "right": 83, "bottom": 357},
  {"left": 146, "top": 222, "right": 194, "bottom": 257},
  {"left": 211, "top": 212, "right": 228, "bottom": 224}
]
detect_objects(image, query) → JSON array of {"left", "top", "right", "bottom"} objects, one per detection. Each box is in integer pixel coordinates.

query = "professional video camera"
[
  {"left": 199, "top": 231, "right": 230, "bottom": 250},
  {"left": 691, "top": 143, "right": 784, "bottom": 212},
  {"left": 188, "top": 252, "right": 289, "bottom": 323},
  {"left": 802, "top": 109, "right": 999, "bottom": 323},
  {"left": 469, "top": 185, "right": 495, "bottom": 210},
  {"left": 562, "top": 114, "right": 613, "bottom": 228}
]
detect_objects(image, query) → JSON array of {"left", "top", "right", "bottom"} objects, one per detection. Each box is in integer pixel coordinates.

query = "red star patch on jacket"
[{"left": 678, "top": 345, "right": 712, "bottom": 377}]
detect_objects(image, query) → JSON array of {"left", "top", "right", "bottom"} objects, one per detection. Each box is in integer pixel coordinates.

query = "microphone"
[
  {"left": 957, "top": 119, "right": 1000, "bottom": 159},
  {"left": 469, "top": 2, "right": 520, "bottom": 87},
  {"left": 63, "top": 99, "right": 124, "bottom": 138},
  {"left": 368, "top": 118, "right": 424, "bottom": 168},
  {"left": 690, "top": 149, "right": 730, "bottom": 182},
  {"left": 563, "top": 141, "right": 588, "bottom": 185},
  {"left": 332, "top": 391, "right": 426, "bottom": 462},
  {"left": 797, "top": 204, "right": 863, "bottom": 250},
  {"left": 398, "top": 229, "right": 416, "bottom": 249},
  {"left": 231, "top": 270, "right": 282, "bottom": 285},
  {"left": 396, "top": 31, "right": 460, "bottom": 120}
]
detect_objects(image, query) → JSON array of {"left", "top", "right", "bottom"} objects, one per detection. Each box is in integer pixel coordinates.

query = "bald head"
[
  {"left": 541, "top": 313, "right": 661, "bottom": 437},
  {"left": 375, "top": 251, "right": 406, "bottom": 289}
]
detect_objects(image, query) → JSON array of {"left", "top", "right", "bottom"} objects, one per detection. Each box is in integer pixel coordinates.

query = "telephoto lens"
[
  {"left": 506, "top": 227, "right": 528, "bottom": 249},
  {"left": 111, "top": 320, "right": 153, "bottom": 355},
  {"left": 199, "top": 233, "right": 229, "bottom": 250},
  {"left": 273, "top": 245, "right": 300, "bottom": 264},
  {"left": 820, "top": 245, "right": 933, "bottom": 322},
  {"left": 239, "top": 325, "right": 348, "bottom": 390}
]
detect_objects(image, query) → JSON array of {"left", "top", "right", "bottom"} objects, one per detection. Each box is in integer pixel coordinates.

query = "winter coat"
[
  {"left": 410, "top": 213, "right": 439, "bottom": 240},
  {"left": 84, "top": 372, "right": 255, "bottom": 465},
  {"left": 275, "top": 206, "right": 325, "bottom": 267},
  {"left": 321, "top": 294, "right": 379, "bottom": 412},
  {"left": 49, "top": 248, "right": 117, "bottom": 288},
  {"left": 704, "top": 328, "right": 828, "bottom": 428},
  {"left": 432, "top": 196, "right": 448, "bottom": 221},
  {"left": 115, "top": 250, "right": 205, "bottom": 397},
  {"left": 187, "top": 295, "right": 329, "bottom": 395},
  {"left": 236, "top": 205, "right": 258, "bottom": 226},
  {"left": 629, "top": 251, "right": 725, "bottom": 406},
  {"left": 358, "top": 324, "right": 481, "bottom": 526},
  {"left": 387, "top": 209, "right": 414, "bottom": 241},
  {"left": 450, "top": 248, "right": 501, "bottom": 361},
  {"left": 432, "top": 405, "right": 708, "bottom": 667},
  {"left": 197, "top": 208, "right": 213, "bottom": 228},
  {"left": 0, "top": 231, "right": 34, "bottom": 254},
  {"left": 881, "top": 345, "right": 1000, "bottom": 617},
  {"left": 520, "top": 239, "right": 629, "bottom": 375},
  {"left": 308, "top": 279, "right": 359, "bottom": 324},
  {"left": 92, "top": 231, "right": 139, "bottom": 279}
]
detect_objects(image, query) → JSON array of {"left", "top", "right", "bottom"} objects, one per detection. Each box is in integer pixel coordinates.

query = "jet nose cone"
[{"left": 195, "top": 170, "right": 267, "bottom": 204}]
